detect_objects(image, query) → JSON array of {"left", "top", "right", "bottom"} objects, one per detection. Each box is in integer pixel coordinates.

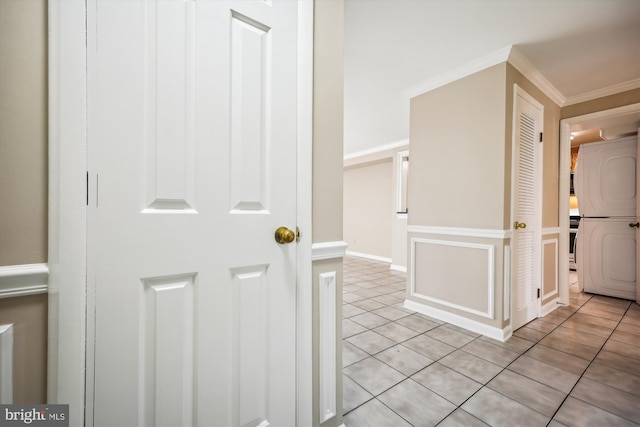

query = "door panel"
[
  {"left": 574, "top": 136, "right": 637, "bottom": 217},
  {"left": 511, "top": 87, "right": 543, "bottom": 330},
  {"left": 87, "top": 1, "right": 299, "bottom": 426},
  {"left": 579, "top": 219, "right": 636, "bottom": 300}
]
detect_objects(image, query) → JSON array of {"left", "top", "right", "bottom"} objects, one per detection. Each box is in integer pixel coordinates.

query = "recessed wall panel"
[
  {"left": 229, "top": 12, "right": 272, "bottom": 214},
  {"left": 143, "top": 0, "right": 196, "bottom": 213},
  {"left": 230, "top": 265, "right": 270, "bottom": 427},
  {"left": 319, "top": 272, "right": 336, "bottom": 424},
  {"left": 412, "top": 238, "right": 494, "bottom": 318},
  {"left": 141, "top": 273, "right": 196, "bottom": 427}
]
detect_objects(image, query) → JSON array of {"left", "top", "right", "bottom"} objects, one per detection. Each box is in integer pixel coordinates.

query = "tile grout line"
[{"left": 544, "top": 301, "right": 638, "bottom": 425}]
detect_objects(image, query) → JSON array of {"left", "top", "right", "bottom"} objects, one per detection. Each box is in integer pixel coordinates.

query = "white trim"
[
  {"left": 540, "top": 298, "right": 560, "bottom": 318},
  {"left": 395, "top": 150, "right": 409, "bottom": 215},
  {"left": 558, "top": 103, "right": 640, "bottom": 307},
  {"left": 564, "top": 78, "right": 640, "bottom": 107},
  {"left": 410, "top": 238, "right": 495, "bottom": 319},
  {"left": 396, "top": 213, "right": 408, "bottom": 220},
  {"left": 312, "top": 241, "right": 348, "bottom": 262},
  {"left": 0, "top": 264, "right": 49, "bottom": 299},
  {"left": 404, "top": 46, "right": 512, "bottom": 99},
  {"left": 408, "top": 225, "right": 510, "bottom": 239},
  {"left": 403, "top": 300, "right": 511, "bottom": 342},
  {"left": 503, "top": 245, "right": 511, "bottom": 321},
  {"left": 507, "top": 47, "right": 565, "bottom": 107},
  {"left": 542, "top": 238, "right": 559, "bottom": 301},
  {"left": 344, "top": 250, "right": 391, "bottom": 264},
  {"left": 0, "top": 324, "right": 13, "bottom": 404},
  {"left": 343, "top": 139, "right": 409, "bottom": 160},
  {"left": 47, "top": 0, "right": 88, "bottom": 417},
  {"left": 318, "top": 272, "right": 336, "bottom": 424},
  {"left": 390, "top": 264, "right": 407, "bottom": 273},
  {"left": 296, "top": 1, "right": 314, "bottom": 425},
  {"left": 542, "top": 227, "right": 561, "bottom": 235}
]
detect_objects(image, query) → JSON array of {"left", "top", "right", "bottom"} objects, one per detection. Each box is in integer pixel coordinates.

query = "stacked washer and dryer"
[{"left": 574, "top": 135, "right": 638, "bottom": 300}]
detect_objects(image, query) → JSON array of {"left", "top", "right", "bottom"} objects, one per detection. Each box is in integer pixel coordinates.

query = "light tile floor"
[{"left": 342, "top": 256, "right": 640, "bottom": 427}]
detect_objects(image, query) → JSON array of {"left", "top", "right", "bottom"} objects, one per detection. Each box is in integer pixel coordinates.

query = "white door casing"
[
  {"left": 87, "top": 1, "right": 301, "bottom": 425},
  {"left": 558, "top": 104, "right": 640, "bottom": 307},
  {"left": 511, "top": 85, "right": 543, "bottom": 331},
  {"left": 637, "top": 129, "right": 640, "bottom": 306}
]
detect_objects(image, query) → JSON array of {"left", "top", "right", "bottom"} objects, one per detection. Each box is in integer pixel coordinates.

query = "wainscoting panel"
[
  {"left": 0, "top": 324, "right": 13, "bottom": 403},
  {"left": 410, "top": 238, "right": 495, "bottom": 319},
  {"left": 318, "top": 271, "right": 337, "bottom": 424}
]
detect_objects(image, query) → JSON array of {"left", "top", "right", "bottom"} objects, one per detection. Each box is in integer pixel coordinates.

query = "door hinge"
[
  {"left": 296, "top": 226, "right": 301, "bottom": 242},
  {"left": 539, "top": 132, "right": 543, "bottom": 142},
  {"left": 537, "top": 288, "right": 541, "bottom": 299}
]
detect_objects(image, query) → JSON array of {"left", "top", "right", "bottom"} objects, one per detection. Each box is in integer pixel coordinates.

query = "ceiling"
[{"left": 344, "top": 0, "right": 640, "bottom": 155}]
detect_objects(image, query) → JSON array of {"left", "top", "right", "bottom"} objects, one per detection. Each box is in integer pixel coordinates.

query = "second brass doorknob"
[{"left": 514, "top": 221, "right": 527, "bottom": 229}]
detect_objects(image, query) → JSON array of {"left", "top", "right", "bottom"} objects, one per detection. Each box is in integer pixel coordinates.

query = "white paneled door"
[
  {"left": 87, "top": 1, "right": 300, "bottom": 426},
  {"left": 511, "top": 86, "right": 543, "bottom": 330}
]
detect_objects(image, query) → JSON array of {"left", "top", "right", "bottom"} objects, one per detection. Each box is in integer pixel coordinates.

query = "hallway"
[{"left": 342, "top": 256, "right": 640, "bottom": 426}]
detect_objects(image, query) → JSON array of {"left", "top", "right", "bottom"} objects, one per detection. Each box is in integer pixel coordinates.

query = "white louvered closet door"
[{"left": 511, "top": 86, "right": 543, "bottom": 330}]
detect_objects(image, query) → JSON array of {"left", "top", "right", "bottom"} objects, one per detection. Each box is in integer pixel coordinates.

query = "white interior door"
[
  {"left": 511, "top": 86, "right": 543, "bottom": 330},
  {"left": 86, "top": 1, "right": 300, "bottom": 426}
]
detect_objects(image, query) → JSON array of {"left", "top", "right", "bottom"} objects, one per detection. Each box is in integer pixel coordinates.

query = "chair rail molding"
[
  {"left": 312, "top": 241, "right": 348, "bottom": 262},
  {"left": 0, "top": 264, "right": 49, "bottom": 299},
  {"left": 408, "top": 225, "right": 510, "bottom": 240}
]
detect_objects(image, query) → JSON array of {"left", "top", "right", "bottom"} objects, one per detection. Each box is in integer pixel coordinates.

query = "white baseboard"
[
  {"left": 0, "top": 264, "right": 49, "bottom": 299},
  {"left": 404, "top": 299, "right": 512, "bottom": 342},
  {"left": 345, "top": 250, "right": 391, "bottom": 264},
  {"left": 390, "top": 264, "right": 407, "bottom": 273},
  {"left": 540, "top": 298, "right": 560, "bottom": 318}
]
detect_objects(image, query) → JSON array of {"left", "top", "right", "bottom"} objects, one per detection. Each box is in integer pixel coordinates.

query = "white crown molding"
[
  {"left": 344, "top": 139, "right": 409, "bottom": 161},
  {"left": 403, "top": 46, "right": 512, "bottom": 100},
  {"left": 311, "top": 241, "right": 348, "bottom": 261},
  {"left": 408, "top": 225, "right": 511, "bottom": 239},
  {"left": 0, "top": 263, "right": 49, "bottom": 299},
  {"left": 563, "top": 78, "right": 640, "bottom": 107},
  {"left": 507, "top": 47, "right": 565, "bottom": 106}
]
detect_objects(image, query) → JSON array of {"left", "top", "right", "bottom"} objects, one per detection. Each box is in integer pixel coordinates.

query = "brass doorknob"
[
  {"left": 275, "top": 226, "right": 296, "bottom": 244},
  {"left": 514, "top": 221, "right": 527, "bottom": 229}
]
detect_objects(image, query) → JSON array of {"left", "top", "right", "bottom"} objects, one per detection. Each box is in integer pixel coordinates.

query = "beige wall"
[
  {"left": 312, "top": 1, "right": 344, "bottom": 426},
  {"left": 408, "top": 65, "right": 509, "bottom": 332},
  {"left": 407, "top": 62, "right": 566, "bottom": 333},
  {"left": 0, "top": 0, "right": 48, "bottom": 266},
  {"left": 409, "top": 64, "right": 507, "bottom": 230},
  {"left": 312, "top": 0, "right": 344, "bottom": 244},
  {"left": 343, "top": 159, "right": 393, "bottom": 259},
  {"left": 0, "top": 0, "right": 49, "bottom": 405}
]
